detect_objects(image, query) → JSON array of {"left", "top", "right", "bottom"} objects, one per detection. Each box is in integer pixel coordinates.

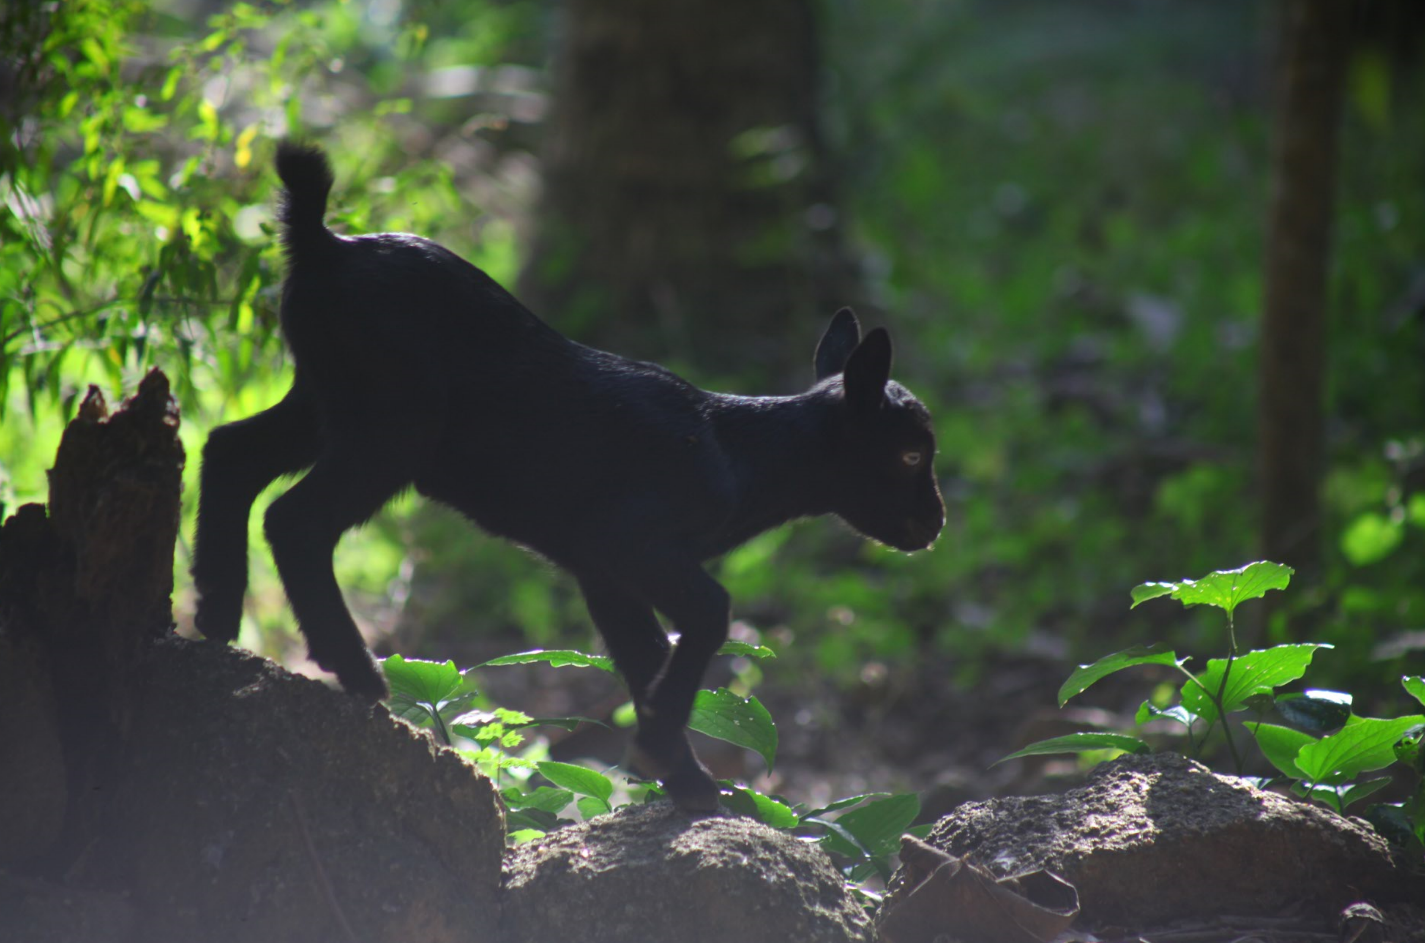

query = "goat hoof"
[
  {"left": 664, "top": 763, "right": 722, "bottom": 813},
  {"left": 628, "top": 738, "right": 722, "bottom": 813},
  {"left": 193, "top": 592, "right": 242, "bottom": 643},
  {"left": 320, "top": 650, "right": 389, "bottom": 703}
]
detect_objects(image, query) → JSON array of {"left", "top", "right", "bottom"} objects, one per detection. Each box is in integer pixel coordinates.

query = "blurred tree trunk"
[
  {"left": 1258, "top": 0, "right": 1349, "bottom": 595},
  {"left": 520, "top": 0, "right": 857, "bottom": 380}
]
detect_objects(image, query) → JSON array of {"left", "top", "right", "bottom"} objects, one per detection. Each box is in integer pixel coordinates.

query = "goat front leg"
[
  {"left": 579, "top": 577, "right": 719, "bottom": 810},
  {"left": 193, "top": 384, "right": 320, "bottom": 643},
  {"left": 263, "top": 440, "right": 419, "bottom": 702},
  {"left": 622, "top": 565, "right": 731, "bottom": 812}
]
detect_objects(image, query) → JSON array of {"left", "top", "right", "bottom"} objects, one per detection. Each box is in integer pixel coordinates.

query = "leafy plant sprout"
[{"left": 1003, "top": 562, "right": 1425, "bottom": 848}]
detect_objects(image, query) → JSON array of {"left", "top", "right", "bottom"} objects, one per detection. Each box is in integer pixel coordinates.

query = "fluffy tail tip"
[{"left": 274, "top": 140, "right": 334, "bottom": 249}]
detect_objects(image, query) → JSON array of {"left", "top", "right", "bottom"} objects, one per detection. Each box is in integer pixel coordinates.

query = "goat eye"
[{"left": 900, "top": 450, "right": 922, "bottom": 468}]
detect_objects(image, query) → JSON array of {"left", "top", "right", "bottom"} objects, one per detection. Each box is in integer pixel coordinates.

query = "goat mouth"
[
  {"left": 884, "top": 526, "right": 939, "bottom": 552},
  {"left": 901, "top": 518, "right": 944, "bottom": 551}
]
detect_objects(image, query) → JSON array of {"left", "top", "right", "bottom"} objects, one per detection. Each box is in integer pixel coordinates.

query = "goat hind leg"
[{"left": 193, "top": 385, "right": 320, "bottom": 643}]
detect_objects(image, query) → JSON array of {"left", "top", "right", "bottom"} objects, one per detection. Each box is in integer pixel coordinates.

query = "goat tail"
[{"left": 274, "top": 141, "right": 337, "bottom": 260}]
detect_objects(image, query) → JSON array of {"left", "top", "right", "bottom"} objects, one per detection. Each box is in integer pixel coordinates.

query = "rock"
[
  {"left": 882, "top": 752, "right": 1420, "bottom": 928},
  {"left": 70, "top": 638, "right": 507, "bottom": 943},
  {"left": 501, "top": 802, "right": 873, "bottom": 943},
  {"left": 0, "top": 872, "right": 136, "bottom": 943}
]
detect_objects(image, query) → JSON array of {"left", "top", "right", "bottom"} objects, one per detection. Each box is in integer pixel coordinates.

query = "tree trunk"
[
  {"left": 1258, "top": 0, "right": 1348, "bottom": 593},
  {"left": 521, "top": 0, "right": 857, "bottom": 381}
]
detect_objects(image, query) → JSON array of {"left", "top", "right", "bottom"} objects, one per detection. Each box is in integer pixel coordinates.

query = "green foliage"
[
  {"left": 1129, "top": 561, "right": 1293, "bottom": 618},
  {"left": 688, "top": 689, "right": 778, "bottom": 772},
  {"left": 1006, "top": 564, "right": 1425, "bottom": 848},
  {"left": 381, "top": 646, "right": 922, "bottom": 886}
]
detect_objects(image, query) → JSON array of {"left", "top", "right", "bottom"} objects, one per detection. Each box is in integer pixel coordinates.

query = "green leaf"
[
  {"left": 1136, "top": 702, "right": 1198, "bottom": 728},
  {"left": 1404, "top": 676, "right": 1425, "bottom": 709},
  {"left": 537, "top": 761, "right": 614, "bottom": 803},
  {"left": 505, "top": 808, "right": 565, "bottom": 833},
  {"left": 480, "top": 649, "right": 616, "bottom": 673},
  {"left": 1130, "top": 562, "right": 1293, "bottom": 617},
  {"left": 1295, "top": 715, "right": 1425, "bottom": 785},
  {"left": 1058, "top": 644, "right": 1181, "bottom": 706},
  {"left": 502, "top": 786, "right": 574, "bottom": 814},
  {"left": 801, "top": 793, "right": 893, "bottom": 821},
  {"left": 1291, "top": 780, "right": 1347, "bottom": 811},
  {"left": 507, "top": 828, "right": 546, "bottom": 845},
  {"left": 1180, "top": 644, "right": 1330, "bottom": 727},
  {"left": 817, "top": 793, "right": 920, "bottom": 861},
  {"left": 382, "top": 655, "right": 479, "bottom": 729},
  {"left": 1129, "top": 582, "right": 1179, "bottom": 608},
  {"left": 1245, "top": 722, "right": 1315, "bottom": 778},
  {"left": 576, "top": 796, "right": 613, "bottom": 819},
  {"left": 721, "top": 785, "right": 799, "bottom": 828},
  {"left": 1396, "top": 728, "right": 1423, "bottom": 773},
  {"left": 1275, "top": 690, "right": 1352, "bottom": 733},
  {"left": 383, "top": 654, "right": 464, "bottom": 705},
  {"left": 717, "top": 640, "right": 777, "bottom": 660},
  {"left": 687, "top": 689, "right": 778, "bottom": 771},
  {"left": 995, "top": 732, "right": 1150, "bottom": 765},
  {"left": 1340, "top": 776, "right": 1394, "bottom": 810}
]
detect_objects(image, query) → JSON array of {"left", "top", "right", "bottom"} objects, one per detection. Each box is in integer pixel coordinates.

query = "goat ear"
[
  {"left": 814, "top": 307, "right": 862, "bottom": 380},
  {"left": 843, "top": 328, "right": 892, "bottom": 410}
]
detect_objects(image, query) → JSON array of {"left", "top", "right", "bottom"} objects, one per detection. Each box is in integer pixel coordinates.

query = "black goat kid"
[{"left": 193, "top": 142, "right": 945, "bottom": 810}]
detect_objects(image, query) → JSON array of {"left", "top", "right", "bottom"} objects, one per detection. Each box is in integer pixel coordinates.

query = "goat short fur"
[{"left": 192, "top": 142, "right": 945, "bottom": 810}]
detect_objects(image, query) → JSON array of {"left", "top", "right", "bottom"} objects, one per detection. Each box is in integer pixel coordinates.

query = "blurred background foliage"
[{"left": 2, "top": 0, "right": 1423, "bottom": 765}]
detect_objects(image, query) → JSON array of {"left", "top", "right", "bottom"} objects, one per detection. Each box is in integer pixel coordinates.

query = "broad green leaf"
[
  {"left": 1180, "top": 644, "right": 1329, "bottom": 727},
  {"left": 688, "top": 689, "right": 778, "bottom": 771},
  {"left": 383, "top": 654, "right": 464, "bottom": 705},
  {"left": 1295, "top": 715, "right": 1425, "bottom": 785},
  {"left": 721, "top": 785, "right": 799, "bottom": 828},
  {"left": 1130, "top": 562, "right": 1293, "bottom": 617},
  {"left": 818, "top": 793, "right": 920, "bottom": 860},
  {"left": 1291, "top": 781, "right": 1347, "bottom": 811},
  {"left": 809, "top": 817, "right": 872, "bottom": 859},
  {"left": 502, "top": 786, "right": 574, "bottom": 815},
  {"left": 382, "top": 655, "right": 479, "bottom": 729},
  {"left": 537, "top": 761, "right": 614, "bottom": 802},
  {"left": 507, "top": 828, "right": 546, "bottom": 845},
  {"left": 1058, "top": 644, "right": 1181, "bottom": 706},
  {"left": 995, "top": 732, "right": 1150, "bottom": 765},
  {"left": 480, "top": 649, "right": 616, "bottom": 673},
  {"left": 801, "top": 793, "right": 893, "bottom": 821},
  {"left": 717, "top": 640, "right": 777, "bottom": 660},
  {"left": 1404, "top": 676, "right": 1425, "bottom": 709},
  {"left": 1340, "top": 776, "right": 1394, "bottom": 810},
  {"left": 576, "top": 796, "right": 613, "bottom": 819},
  {"left": 1129, "top": 583, "right": 1179, "bottom": 608},
  {"left": 1245, "top": 722, "right": 1315, "bottom": 778},
  {"left": 505, "top": 808, "right": 564, "bottom": 833}
]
